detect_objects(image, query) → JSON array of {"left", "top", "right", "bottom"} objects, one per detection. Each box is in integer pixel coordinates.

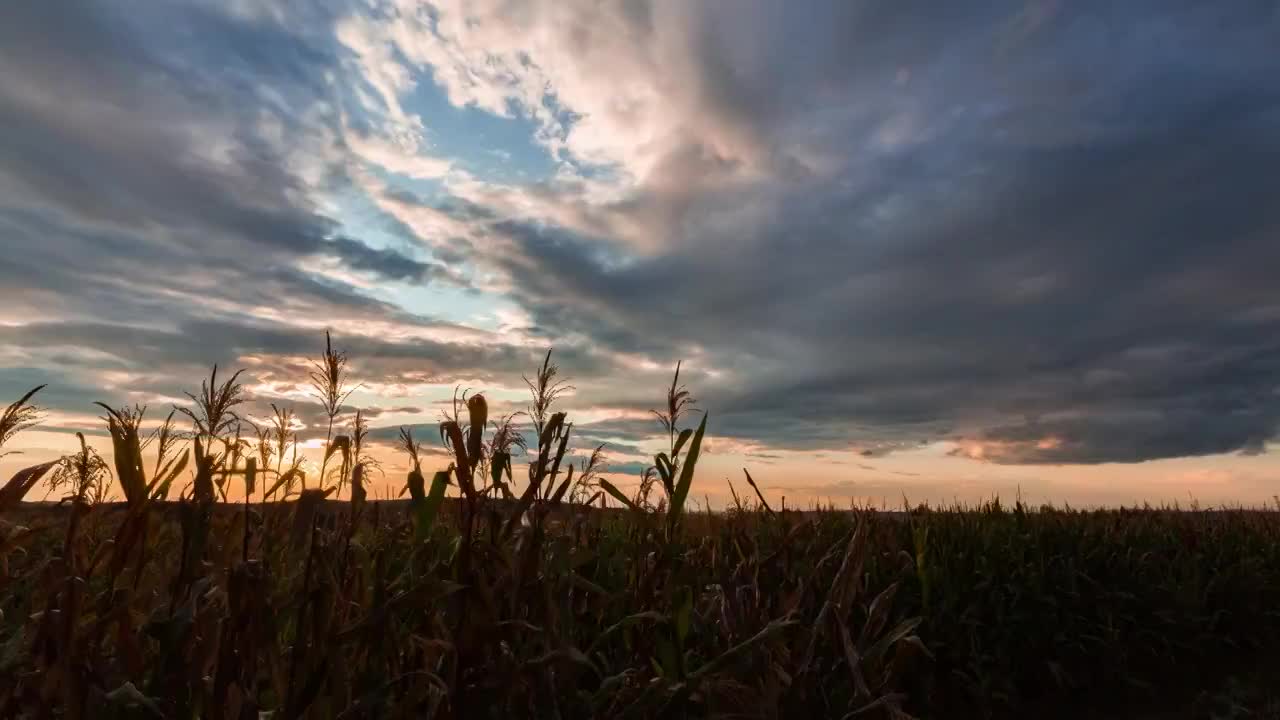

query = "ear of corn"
[
  {"left": 413, "top": 469, "right": 449, "bottom": 542},
  {"left": 96, "top": 403, "right": 149, "bottom": 505}
]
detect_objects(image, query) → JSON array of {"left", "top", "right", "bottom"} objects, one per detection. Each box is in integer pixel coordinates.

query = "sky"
[{"left": 1, "top": 0, "right": 1278, "bottom": 507}]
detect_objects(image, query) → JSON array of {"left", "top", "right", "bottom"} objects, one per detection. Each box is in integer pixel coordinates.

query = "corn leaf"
[
  {"left": 148, "top": 449, "right": 189, "bottom": 501},
  {"left": 672, "top": 428, "right": 693, "bottom": 459},
  {"left": 599, "top": 478, "right": 643, "bottom": 515},
  {"left": 0, "top": 460, "right": 58, "bottom": 512},
  {"left": 414, "top": 469, "right": 450, "bottom": 542},
  {"left": 667, "top": 412, "right": 707, "bottom": 533}
]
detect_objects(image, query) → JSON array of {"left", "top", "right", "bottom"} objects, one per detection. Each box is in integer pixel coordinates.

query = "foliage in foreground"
[{"left": 0, "top": 342, "right": 1278, "bottom": 719}]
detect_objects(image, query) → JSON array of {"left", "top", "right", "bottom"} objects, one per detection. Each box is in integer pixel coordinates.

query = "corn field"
[{"left": 1, "top": 338, "right": 1278, "bottom": 719}]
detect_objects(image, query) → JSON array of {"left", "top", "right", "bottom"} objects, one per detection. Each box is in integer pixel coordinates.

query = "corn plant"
[
  {"left": 1, "top": 336, "right": 1278, "bottom": 719},
  {"left": 310, "top": 331, "right": 358, "bottom": 493}
]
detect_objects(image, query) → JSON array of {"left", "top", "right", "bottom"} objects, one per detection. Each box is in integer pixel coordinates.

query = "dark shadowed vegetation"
[{"left": 1, "top": 337, "right": 1278, "bottom": 719}]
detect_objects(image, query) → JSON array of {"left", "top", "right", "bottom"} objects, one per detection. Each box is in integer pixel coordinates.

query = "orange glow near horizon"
[{"left": 5, "top": 428, "right": 1277, "bottom": 510}]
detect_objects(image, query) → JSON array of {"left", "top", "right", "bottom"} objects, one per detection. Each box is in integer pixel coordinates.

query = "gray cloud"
[
  {"left": 0, "top": 1, "right": 460, "bottom": 303},
  {"left": 323, "top": 237, "right": 452, "bottom": 284},
  {"left": 0, "top": 318, "right": 606, "bottom": 413},
  {"left": 3, "top": 0, "right": 1279, "bottom": 470},
  {"left": 0, "top": 1, "right": 562, "bottom": 426},
  {"left": 430, "top": 1, "right": 1280, "bottom": 463}
]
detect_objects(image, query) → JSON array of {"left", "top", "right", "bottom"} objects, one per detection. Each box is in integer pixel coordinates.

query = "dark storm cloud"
[
  {"left": 460, "top": 1, "right": 1280, "bottom": 463},
  {"left": 3, "top": 0, "right": 1280, "bottom": 468},
  {"left": 324, "top": 237, "right": 453, "bottom": 284}
]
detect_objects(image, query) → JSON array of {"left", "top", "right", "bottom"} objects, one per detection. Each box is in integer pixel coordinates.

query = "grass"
[{"left": 1, "top": 335, "right": 1278, "bottom": 718}]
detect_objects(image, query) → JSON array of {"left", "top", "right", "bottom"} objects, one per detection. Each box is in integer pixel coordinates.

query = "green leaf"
[
  {"left": 148, "top": 449, "right": 189, "bottom": 500},
  {"left": 104, "top": 681, "right": 165, "bottom": 718},
  {"left": 264, "top": 467, "right": 303, "bottom": 499},
  {"left": 655, "top": 635, "right": 680, "bottom": 680},
  {"left": 414, "top": 469, "right": 450, "bottom": 542},
  {"left": 654, "top": 453, "right": 673, "bottom": 486},
  {"left": 690, "top": 615, "right": 797, "bottom": 681},
  {"left": 599, "top": 478, "right": 644, "bottom": 515},
  {"left": 587, "top": 611, "right": 667, "bottom": 654},
  {"left": 325, "top": 435, "right": 351, "bottom": 464},
  {"left": 539, "top": 412, "right": 566, "bottom": 450},
  {"left": 0, "top": 460, "right": 58, "bottom": 512},
  {"left": 550, "top": 464, "right": 575, "bottom": 504},
  {"left": 862, "top": 616, "right": 923, "bottom": 668},
  {"left": 667, "top": 412, "right": 707, "bottom": 533},
  {"left": 675, "top": 587, "right": 693, "bottom": 650},
  {"left": 672, "top": 428, "right": 693, "bottom": 459},
  {"left": 569, "top": 570, "right": 608, "bottom": 597}
]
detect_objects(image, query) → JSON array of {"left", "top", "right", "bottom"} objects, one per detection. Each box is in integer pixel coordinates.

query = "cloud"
[
  {"left": 339, "top": 0, "right": 1280, "bottom": 464},
  {"left": 0, "top": 2, "right": 561, "bottom": 422},
  {"left": 2, "top": 0, "right": 1279, "bottom": 480},
  {"left": 322, "top": 237, "right": 455, "bottom": 284}
]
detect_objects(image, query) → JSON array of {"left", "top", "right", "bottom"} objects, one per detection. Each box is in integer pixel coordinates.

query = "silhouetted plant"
[
  {"left": 310, "top": 331, "right": 358, "bottom": 491},
  {"left": 0, "top": 386, "right": 57, "bottom": 510},
  {"left": 0, "top": 333, "right": 1276, "bottom": 720},
  {"left": 178, "top": 365, "right": 246, "bottom": 441},
  {"left": 47, "top": 432, "right": 111, "bottom": 504},
  {"left": 524, "top": 348, "right": 573, "bottom": 440},
  {"left": 0, "top": 385, "right": 43, "bottom": 461}
]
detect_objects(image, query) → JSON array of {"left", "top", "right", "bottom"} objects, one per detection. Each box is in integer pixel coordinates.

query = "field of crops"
[{"left": 2, "top": 342, "right": 1279, "bottom": 718}]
